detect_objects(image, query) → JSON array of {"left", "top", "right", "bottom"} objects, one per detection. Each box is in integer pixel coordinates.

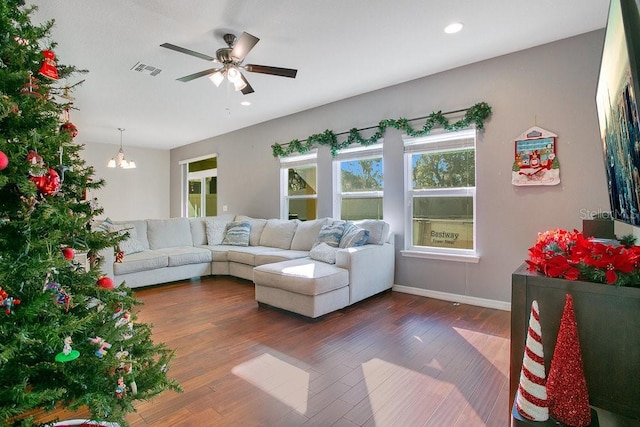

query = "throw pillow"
[
  {"left": 235, "top": 216, "right": 268, "bottom": 246},
  {"left": 109, "top": 224, "right": 145, "bottom": 255},
  {"left": 355, "top": 220, "right": 390, "bottom": 245},
  {"left": 205, "top": 217, "right": 231, "bottom": 245},
  {"left": 221, "top": 221, "right": 251, "bottom": 246},
  {"left": 309, "top": 242, "right": 338, "bottom": 264},
  {"left": 339, "top": 222, "right": 370, "bottom": 248},
  {"left": 315, "top": 222, "right": 346, "bottom": 248},
  {"left": 94, "top": 217, "right": 113, "bottom": 233}
]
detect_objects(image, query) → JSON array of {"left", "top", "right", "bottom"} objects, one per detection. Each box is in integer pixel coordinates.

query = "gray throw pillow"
[
  {"left": 315, "top": 222, "right": 346, "bottom": 248},
  {"left": 221, "top": 221, "right": 251, "bottom": 246},
  {"left": 339, "top": 222, "right": 370, "bottom": 248},
  {"left": 109, "top": 224, "right": 145, "bottom": 255}
]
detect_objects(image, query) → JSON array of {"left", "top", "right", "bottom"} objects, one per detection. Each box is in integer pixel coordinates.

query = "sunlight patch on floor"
[
  {"left": 362, "top": 358, "right": 449, "bottom": 425},
  {"left": 231, "top": 353, "right": 310, "bottom": 413},
  {"left": 453, "top": 326, "right": 509, "bottom": 369}
]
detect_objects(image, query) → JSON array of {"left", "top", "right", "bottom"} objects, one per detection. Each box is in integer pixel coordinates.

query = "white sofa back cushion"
[
  {"left": 355, "top": 220, "right": 390, "bottom": 245},
  {"left": 259, "top": 219, "right": 298, "bottom": 249},
  {"left": 290, "top": 218, "right": 331, "bottom": 251},
  {"left": 147, "top": 218, "right": 193, "bottom": 249}
]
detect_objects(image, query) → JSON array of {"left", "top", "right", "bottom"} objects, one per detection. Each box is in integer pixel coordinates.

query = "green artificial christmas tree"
[{"left": 0, "top": 1, "right": 180, "bottom": 425}]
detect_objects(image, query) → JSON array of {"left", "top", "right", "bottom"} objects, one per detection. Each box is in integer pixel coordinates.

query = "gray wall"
[
  {"left": 81, "top": 142, "right": 170, "bottom": 220},
  {"left": 169, "top": 30, "right": 611, "bottom": 304}
]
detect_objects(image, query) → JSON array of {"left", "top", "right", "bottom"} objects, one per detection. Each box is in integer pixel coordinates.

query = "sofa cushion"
[
  {"left": 147, "top": 218, "right": 193, "bottom": 249},
  {"left": 156, "top": 247, "right": 212, "bottom": 267},
  {"left": 227, "top": 246, "right": 283, "bottom": 265},
  {"left": 290, "top": 218, "right": 330, "bottom": 251},
  {"left": 253, "top": 258, "right": 349, "bottom": 296},
  {"left": 205, "top": 217, "right": 232, "bottom": 245},
  {"left": 235, "top": 216, "right": 268, "bottom": 246},
  {"left": 315, "top": 222, "right": 346, "bottom": 248},
  {"left": 339, "top": 222, "right": 370, "bottom": 248},
  {"left": 221, "top": 221, "right": 251, "bottom": 246},
  {"left": 310, "top": 242, "right": 338, "bottom": 264},
  {"left": 355, "top": 220, "right": 390, "bottom": 245},
  {"left": 259, "top": 219, "right": 298, "bottom": 249},
  {"left": 254, "top": 250, "right": 310, "bottom": 266},
  {"left": 113, "top": 250, "right": 168, "bottom": 275},
  {"left": 111, "top": 224, "right": 145, "bottom": 255}
]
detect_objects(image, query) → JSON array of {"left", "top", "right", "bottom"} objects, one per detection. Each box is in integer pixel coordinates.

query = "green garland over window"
[{"left": 271, "top": 101, "right": 492, "bottom": 158}]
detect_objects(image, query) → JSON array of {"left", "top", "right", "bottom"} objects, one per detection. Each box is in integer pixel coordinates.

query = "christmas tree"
[{"left": 0, "top": 1, "right": 180, "bottom": 425}]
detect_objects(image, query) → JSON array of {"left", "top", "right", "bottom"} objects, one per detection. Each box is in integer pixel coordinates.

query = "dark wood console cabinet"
[{"left": 510, "top": 265, "right": 640, "bottom": 424}]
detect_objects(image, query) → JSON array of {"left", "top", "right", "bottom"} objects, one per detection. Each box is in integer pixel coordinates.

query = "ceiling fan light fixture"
[
  {"left": 233, "top": 78, "right": 247, "bottom": 92},
  {"left": 209, "top": 70, "right": 224, "bottom": 87},
  {"left": 227, "top": 66, "right": 242, "bottom": 83}
]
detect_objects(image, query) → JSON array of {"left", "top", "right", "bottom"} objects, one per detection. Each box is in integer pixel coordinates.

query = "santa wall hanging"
[{"left": 512, "top": 126, "right": 560, "bottom": 186}]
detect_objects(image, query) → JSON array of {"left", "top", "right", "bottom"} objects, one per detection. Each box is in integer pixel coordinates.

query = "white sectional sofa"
[{"left": 98, "top": 215, "right": 394, "bottom": 318}]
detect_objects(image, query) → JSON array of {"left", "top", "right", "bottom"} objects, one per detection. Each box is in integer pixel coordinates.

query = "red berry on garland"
[
  {"left": 0, "top": 150, "right": 8, "bottom": 171},
  {"left": 96, "top": 277, "right": 114, "bottom": 290},
  {"left": 62, "top": 247, "right": 74, "bottom": 260}
]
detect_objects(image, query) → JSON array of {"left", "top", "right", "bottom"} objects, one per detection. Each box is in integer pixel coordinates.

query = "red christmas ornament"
[
  {"left": 38, "top": 49, "right": 59, "bottom": 80},
  {"left": 546, "top": 294, "right": 591, "bottom": 427},
  {"left": 0, "top": 150, "right": 8, "bottom": 171},
  {"left": 96, "top": 277, "right": 114, "bottom": 290},
  {"left": 60, "top": 121, "right": 78, "bottom": 138},
  {"left": 30, "top": 168, "right": 61, "bottom": 196},
  {"left": 62, "top": 247, "right": 75, "bottom": 260}
]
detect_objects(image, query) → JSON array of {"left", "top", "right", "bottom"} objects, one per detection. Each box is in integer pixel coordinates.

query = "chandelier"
[{"left": 107, "top": 128, "right": 136, "bottom": 169}]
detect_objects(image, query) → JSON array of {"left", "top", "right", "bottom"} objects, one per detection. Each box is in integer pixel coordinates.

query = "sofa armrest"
[
  {"left": 98, "top": 246, "right": 115, "bottom": 280},
  {"left": 336, "top": 242, "right": 395, "bottom": 304}
]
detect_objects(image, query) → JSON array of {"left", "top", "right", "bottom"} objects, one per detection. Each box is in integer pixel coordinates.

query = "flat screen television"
[{"left": 596, "top": 0, "right": 640, "bottom": 226}]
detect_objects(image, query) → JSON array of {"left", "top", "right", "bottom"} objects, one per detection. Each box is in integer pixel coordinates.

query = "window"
[
  {"left": 180, "top": 155, "right": 217, "bottom": 218},
  {"left": 334, "top": 143, "right": 383, "bottom": 220},
  {"left": 404, "top": 129, "right": 477, "bottom": 260},
  {"left": 280, "top": 151, "right": 317, "bottom": 220}
]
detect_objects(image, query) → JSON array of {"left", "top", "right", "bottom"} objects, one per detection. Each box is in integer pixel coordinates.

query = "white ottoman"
[{"left": 253, "top": 257, "right": 349, "bottom": 318}]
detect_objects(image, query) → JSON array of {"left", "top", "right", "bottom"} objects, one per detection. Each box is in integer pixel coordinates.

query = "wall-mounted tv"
[{"left": 596, "top": 0, "right": 640, "bottom": 226}]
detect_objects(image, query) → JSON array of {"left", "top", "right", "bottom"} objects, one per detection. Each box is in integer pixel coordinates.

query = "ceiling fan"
[{"left": 160, "top": 32, "right": 298, "bottom": 95}]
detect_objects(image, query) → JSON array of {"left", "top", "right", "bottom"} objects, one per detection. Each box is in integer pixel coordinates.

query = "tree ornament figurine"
[
  {"left": 0, "top": 287, "right": 21, "bottom": 315},
  {"left": 115, "top": 377, "right": 127, "bottom": 399},
  {"left": 54, "top": 337, "right": 80, "bottom": 362},
  {"left": 89, "top": 336, "right": 111, "bottom": 358}
]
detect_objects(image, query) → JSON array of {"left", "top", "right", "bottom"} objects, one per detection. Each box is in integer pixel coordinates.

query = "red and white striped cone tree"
[{"left": 516, "top": 300, "right": 549, "bottom": 421}]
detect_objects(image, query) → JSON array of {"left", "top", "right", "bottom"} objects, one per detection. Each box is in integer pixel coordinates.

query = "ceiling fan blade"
[
  {"left": 176, "top": 67, "right": 221, "bottom": 82},
  {"left": 231, "top": 32, "right": 259, "bottom": 62},
  {"left": 160, "top": 43, "right": 217, "bottom": 62},
  {"left": 245, "top": 64, "right": 297, "bottom": 78},
  {"left": 240, "top": 74, "right": 254, "bottom": 95}
]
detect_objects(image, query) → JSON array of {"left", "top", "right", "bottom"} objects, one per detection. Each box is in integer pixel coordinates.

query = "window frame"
[
  {"left": 332, "top": 143, "right": 384, "bottom": 220},
  {"left": 179, "top": 154, "right": 218, "bottom": 218},
  {"left": 280, "top": 150, "right": 318, "bottom": 220},
  {"left": 402, "top": 129, "right": 479, "bottom": 263}
]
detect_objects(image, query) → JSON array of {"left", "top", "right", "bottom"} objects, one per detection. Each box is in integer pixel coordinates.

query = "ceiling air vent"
[{"left": 130, "top": 61, "right": 162, "bottom": 76}]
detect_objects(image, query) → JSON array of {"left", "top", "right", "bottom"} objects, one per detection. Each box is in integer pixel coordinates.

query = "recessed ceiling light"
[
  {"left": 241, "top": 101, "right": 251, "bottom": 106},
  {"left": 444, "top": 22, "right": 463, "bottom": 34}
]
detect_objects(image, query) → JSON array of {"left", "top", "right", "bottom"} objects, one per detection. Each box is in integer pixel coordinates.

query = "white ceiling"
[{"left": 31, "top": 0, "right": 610, "bottom": 150}]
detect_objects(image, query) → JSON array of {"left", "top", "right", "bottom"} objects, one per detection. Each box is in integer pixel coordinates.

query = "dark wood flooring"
[{"left": 122, "top": 277, "right": 511, "bottom": 426}]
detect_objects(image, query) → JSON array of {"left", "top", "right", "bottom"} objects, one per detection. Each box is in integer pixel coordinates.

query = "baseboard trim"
[{"left": 392, "top": 284, "right": 511, "bottom": 311}]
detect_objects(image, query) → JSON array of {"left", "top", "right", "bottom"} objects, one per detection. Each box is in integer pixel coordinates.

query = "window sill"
[{"left": 401, "top": 249, "right": 480, "bottom": 263}]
